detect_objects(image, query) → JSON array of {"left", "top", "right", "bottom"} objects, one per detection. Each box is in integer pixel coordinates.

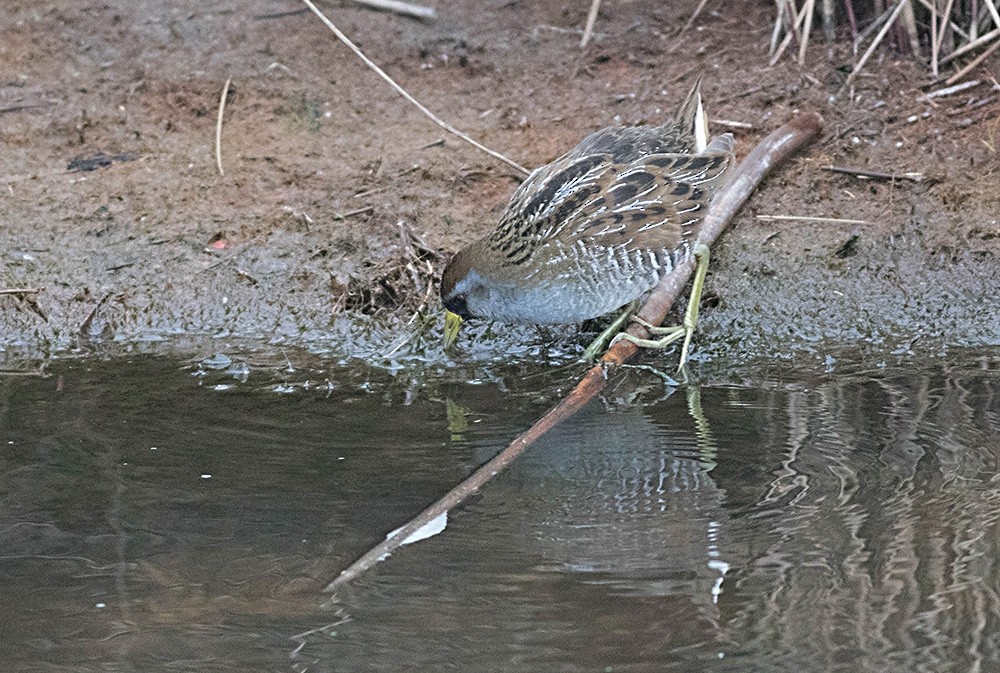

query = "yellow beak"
[{"left": 443, "top": 310, "right": 463, "bottom": 350}]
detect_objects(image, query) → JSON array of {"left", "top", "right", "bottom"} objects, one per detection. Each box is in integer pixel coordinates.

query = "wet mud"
[{"left": 1, "top": 0, "right": 998, "bottom": 367}]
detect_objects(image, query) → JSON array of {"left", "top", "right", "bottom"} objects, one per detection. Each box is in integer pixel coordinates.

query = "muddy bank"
[{"left": 2, "top": 0, "right": 998, "bottom": 368}]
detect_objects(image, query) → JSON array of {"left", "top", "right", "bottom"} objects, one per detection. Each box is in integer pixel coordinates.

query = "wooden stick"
[
  {"left": 300, "top": 0, "right": 529, "bottom": 176},
  {"left": 323, "top": 111, "right": 824, "bottom": 592},
  {"left": 580, "top": 0, "right": 602, "bottom": 48},
  {"left": 215, "top": 78, "right": 231, "bottom": 177},
  {"left": 351, "top": 0, "right": 436, "bottom": 20},
  {"left": 0, "top": 288, "right": 41, "bottom": 295}
]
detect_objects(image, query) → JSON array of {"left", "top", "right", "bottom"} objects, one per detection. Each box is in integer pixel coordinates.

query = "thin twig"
[
  {"left": 254, "top": 8, "right": 310, "bottom": 20},
  {"left": 757, "top": 214, "right": 871, "bottom": 224},
  {"left": 79, "top": 293, "right": 113, "bottom": 336},
  {"left": 939, "top": 28, "right": 1000, "bottom": 65},
  {"left": 334, "top": 205, "right": 375, "bottom": 220},
  {"left": 785, "top": 0, "right": 805, "bottom": 53},
  {"left": 854, "top": 2, "right": 897, "bottom": 53},
  {"left": 971, "top": 0, "right": 980, "bottom": 43},
  {"left": 770, "top": 0, "right": 811, "bottom": 65},
  {"left": 0, "top": 101, "right": 58, "bottom": 114},
  {"left": 946, "top": 40, "right": 1000, "bottom": 85},
  {"left": 945, "top": 94, "right": 997, "bottom": 114},
  {"left": 216, "top": 78, "right": 231, "bottom": 177},
  {"left": 711, "top": 118, "right": 754, "bottom": 129},
  {"left": 900, "top": 0, "right": 922, "bottom": 58},
  {"left": 985, "top": 0, "right": 1000, "bottom": 31},
  {"left": 925, "top": 79, "right": 982, "bottom": 99},
  {"left": 324, "top": 112, "right": 824, "bottom": 591},
  {"left": 679, "top": 0, "right": 712, "bottom": 36},
  {"left": 912, "top": 0, "right": 970, "bottom": 40},
  {"left": 798, "top": 0, "right": 816, "bottom": 65},
  {"left": 845, "top": 0, "right": 909, "bottom": 88},
  {"left": 351, "top": 0, "right": 436, "bottom": 20},
  {"left": 931, "top": 0, "right": 940, "bottom": 75},
  {"left": 715, "top": 85, "right": 765, "bottom": 104},
  {"left": 770, "top": 0, "right": 788, "bottom": 57},
  {"left": 0, "top": 365, "right": 50, "bottom": 378},
  {"left": 300, "top": 0, "right": 529, "bottom": 175},
  {"left": 397, "top": 219, "right": 442, "bottom": 260},
  {"left": 580, "top": 0, "right": 602, "bottom": 48},
  {"left": 822, "top": 0, "right": 835, "bottom": 42},
  {"left": 933, "top": 0, "right": 958, "bottom": 76},
  {"left": 535, "top": 24, "right": 589, "bottom": 37},
  {"left": 843, "top": 0, "right": 858, "bottom": 41},
  {"left": 0, "top": 288, "right": 41, "bottom": 295},
  {"left": 822, "top": 164, "right": 927, "bottom": 181}
]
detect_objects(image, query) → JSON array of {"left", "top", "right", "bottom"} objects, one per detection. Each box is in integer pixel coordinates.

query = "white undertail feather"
[{"left": 693, "top": 95, "right": 708, "bottom": 153}]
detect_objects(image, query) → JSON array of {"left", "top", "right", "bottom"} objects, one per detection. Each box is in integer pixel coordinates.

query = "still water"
[{"left": 2, "top": 353, "right": 999, "bottom": 672}]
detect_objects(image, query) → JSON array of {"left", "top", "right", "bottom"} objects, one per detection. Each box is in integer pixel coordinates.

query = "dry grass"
[{"left": 770, "top": 0, "right": 1000, "bottom": 81}]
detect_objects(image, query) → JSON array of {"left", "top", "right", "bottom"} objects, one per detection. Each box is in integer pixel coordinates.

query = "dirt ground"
[{"left": 2, "top": 0, "right": 999, "bottom": 369}]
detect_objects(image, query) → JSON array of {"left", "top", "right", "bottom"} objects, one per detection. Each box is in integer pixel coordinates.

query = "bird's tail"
[
  {"left": 704, "top": 132, "right": 734, "bottom": 155},
  {"left": 672, "top": 76, "right": 710, "bottom": 153}
]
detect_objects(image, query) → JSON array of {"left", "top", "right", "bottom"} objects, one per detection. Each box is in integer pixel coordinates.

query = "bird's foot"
[
  {"left": 581, "top": 300, "right": 640, "bottom": 362},
  {"left": 608, "top": 243, "right": 711, "bottom": 373}
]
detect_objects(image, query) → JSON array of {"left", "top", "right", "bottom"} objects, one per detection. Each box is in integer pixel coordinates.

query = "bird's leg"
[
  {"left": 581, "top": 300, "right": 640, "bottom": 362},
  {"left": 611, "top": 243, "right": 711, "bottom": 371}
]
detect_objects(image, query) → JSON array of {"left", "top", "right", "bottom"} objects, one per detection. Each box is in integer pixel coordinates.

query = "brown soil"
[{"left": 2, "top": 0, "right": 998, "bottom": 366}]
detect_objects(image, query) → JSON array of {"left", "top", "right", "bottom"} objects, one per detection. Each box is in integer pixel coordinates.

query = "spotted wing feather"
[
  {"left": 489, "top": 135, "right": 733, "bottom": 267},
  {"left": 572, "top": 147, "right": 733, "bottom": 250}
]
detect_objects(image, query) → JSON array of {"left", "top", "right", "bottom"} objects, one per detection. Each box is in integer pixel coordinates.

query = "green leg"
[
  {"left": 612, "top": 243, "right": 711, "bottom": 371},
  {"left": 582, "top": 300, "right": 640, "bottom": 362}
]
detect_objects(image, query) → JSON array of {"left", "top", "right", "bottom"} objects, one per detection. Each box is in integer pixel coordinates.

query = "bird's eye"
[{"left": 444, "top": 293, "right": 471, "bottom": 319}]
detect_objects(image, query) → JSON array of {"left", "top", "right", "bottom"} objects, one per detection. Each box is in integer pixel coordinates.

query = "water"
[{"left": 2, "top": 353, "right": 1000, "bottom": 672}]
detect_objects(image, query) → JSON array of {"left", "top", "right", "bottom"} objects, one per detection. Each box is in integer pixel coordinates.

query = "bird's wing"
[{"left": 489, "top": 134, "right": 734, "bottom": 265}]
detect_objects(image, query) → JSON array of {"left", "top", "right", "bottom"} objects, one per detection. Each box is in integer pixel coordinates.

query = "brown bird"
[{"left": 440, "top": 78, "right": 734, "bottom": 365}]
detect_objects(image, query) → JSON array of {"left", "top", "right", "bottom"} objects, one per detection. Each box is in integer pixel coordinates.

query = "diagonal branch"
[{"left": 324, "top": 111, "right": 824, "bottom": 592}]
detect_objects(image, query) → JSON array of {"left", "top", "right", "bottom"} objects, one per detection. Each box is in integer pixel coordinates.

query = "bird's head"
[{"left": 439, "top": 245, "right": 493, "bottom": 349}]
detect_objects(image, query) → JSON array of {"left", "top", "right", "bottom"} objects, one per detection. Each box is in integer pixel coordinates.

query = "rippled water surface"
[{"left": 3, "top": 354, "right": 1000, "bottom": 672}]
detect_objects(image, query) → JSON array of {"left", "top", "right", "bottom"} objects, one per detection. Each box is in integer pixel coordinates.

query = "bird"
[{"left": 440, "top": 78, "right": 735, "bottom": 366}]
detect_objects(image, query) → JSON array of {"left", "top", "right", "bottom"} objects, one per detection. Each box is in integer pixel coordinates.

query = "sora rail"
[{"left": 440, "top": 78, "right": 735, "bottom": 365}]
